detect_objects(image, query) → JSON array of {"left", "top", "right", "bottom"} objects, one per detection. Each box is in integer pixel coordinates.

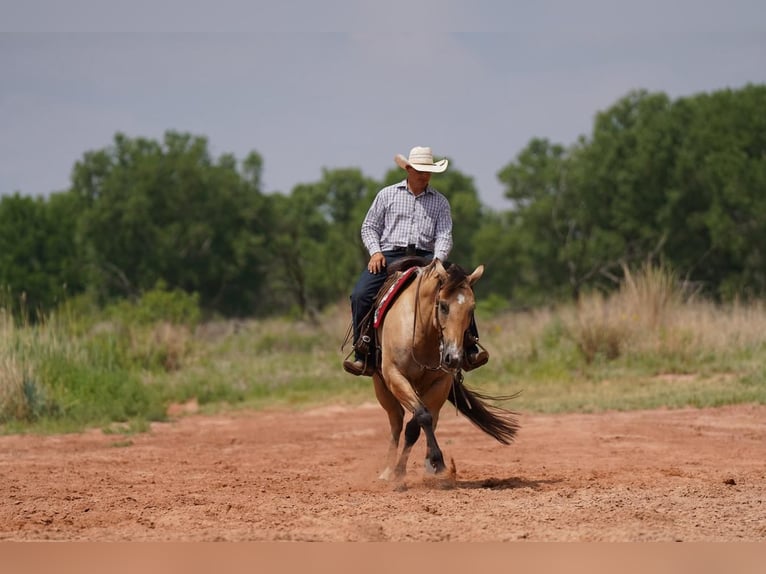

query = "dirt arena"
[{"left": 1, "top": 401, "right": 764, "bottom": 542}]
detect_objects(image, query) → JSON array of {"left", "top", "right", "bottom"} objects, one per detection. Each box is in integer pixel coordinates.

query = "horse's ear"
[{"left": 468, "top": 264, "right": 485, "bottom": 286}]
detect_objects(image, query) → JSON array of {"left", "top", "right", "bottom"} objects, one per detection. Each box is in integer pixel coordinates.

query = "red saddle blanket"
[{"left": 373, "top": 266, "right": 419, "bottom": 328}]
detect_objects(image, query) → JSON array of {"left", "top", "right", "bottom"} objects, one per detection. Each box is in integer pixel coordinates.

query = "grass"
[{"left": 2, "top": 266, "right": 766, "bottom": 434}]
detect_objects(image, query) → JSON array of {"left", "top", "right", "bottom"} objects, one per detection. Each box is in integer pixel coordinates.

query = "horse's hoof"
[
  {"left": 423, "top": 457, "right": 456, "bottom": 488},
  {"left": 440, "top": 457, "right": 458, "bottom": 488},
  {"left": 378, "top": 467, "right": 393, "bottom": 481},
  {"left": 424, "top": 457, "right": 446, "bottom": 475}
]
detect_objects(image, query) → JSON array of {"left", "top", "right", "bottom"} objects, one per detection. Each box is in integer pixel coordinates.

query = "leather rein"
[{"left": 409, "top": 263, "right": 454, "bottom": 373}]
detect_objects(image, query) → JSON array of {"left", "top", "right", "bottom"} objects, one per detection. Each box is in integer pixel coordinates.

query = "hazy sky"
[{"left": 1, "top": 1, "right": 764, "bottom": 209}]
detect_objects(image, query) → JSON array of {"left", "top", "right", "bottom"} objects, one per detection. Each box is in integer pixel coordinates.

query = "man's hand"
[{"left": 368, "top": 252, "right": 386, "bottom": 274}]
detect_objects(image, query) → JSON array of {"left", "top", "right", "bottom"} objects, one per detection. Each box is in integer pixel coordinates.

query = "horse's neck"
[{"left": 410, "top": 270, "right": 440, "bottom": 332}]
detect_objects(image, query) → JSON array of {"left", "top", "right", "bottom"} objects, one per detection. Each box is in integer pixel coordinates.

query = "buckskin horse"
[{"left": 368, "top": 258, "right": 519, "bottom": 482}]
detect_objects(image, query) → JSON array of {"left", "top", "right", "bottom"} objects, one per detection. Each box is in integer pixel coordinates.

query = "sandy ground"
[{"left": 1, "top": 401, "right": 764, "bottom": 542}]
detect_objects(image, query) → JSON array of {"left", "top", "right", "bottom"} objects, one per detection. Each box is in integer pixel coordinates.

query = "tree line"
[{"left": 1, "top": 84, "right": 764, "bottom": 320}]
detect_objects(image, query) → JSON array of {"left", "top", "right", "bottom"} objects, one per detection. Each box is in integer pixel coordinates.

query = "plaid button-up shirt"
[{"left": 360, "top": 179, "right": 453, "bottom": 261}]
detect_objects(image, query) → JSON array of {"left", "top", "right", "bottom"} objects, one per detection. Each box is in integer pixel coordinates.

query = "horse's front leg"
[
  {"left": 373, "top": 373, "right": 404, "bottom": 480},
  {"left": 393, "top": 416, "right": 422, "bottom": 478},
  {"left": 412, "top": 405, "right": 446, "bottom": 474},
  {"left": 378, "top": 368, "right": 425, "bottom": 480},
  {"left": 419, "top": 376, "right": 453, "bottom": 475}
]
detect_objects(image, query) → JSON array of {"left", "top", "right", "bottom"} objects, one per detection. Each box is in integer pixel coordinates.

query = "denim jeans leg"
[{"left": 350, "top": 267, "right": 388, "bottom": 356}]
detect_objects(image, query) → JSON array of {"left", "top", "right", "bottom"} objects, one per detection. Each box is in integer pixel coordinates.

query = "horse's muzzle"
[{"left": 440, "top": 343, "right": 463, "bottom": 370}]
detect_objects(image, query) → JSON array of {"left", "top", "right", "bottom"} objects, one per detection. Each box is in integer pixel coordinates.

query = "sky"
[{"left": 1, "top": 1, "right": 764, "bottom": 210}]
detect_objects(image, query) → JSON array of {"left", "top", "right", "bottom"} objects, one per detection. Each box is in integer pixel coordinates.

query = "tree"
[
  {"left": 663, "top": 84, "right": 766, "bottom": 297},
  {"left": 70, "top": 132, "right": 270, "bottom": 316},
  {"left": 562, "top": 91, "right": 676, "bottom": 295},
  {"left": 264, "top": 168, "right": 377, "bottom": 318},
  {"left": 492, "top": 138, "right": 573, "bottom": 302},
  {"left": 492, "top": 85, "right": 766, "bottom": 302},
  {"left": 0, "top": 192, "right": 83, "bottom": 318}
]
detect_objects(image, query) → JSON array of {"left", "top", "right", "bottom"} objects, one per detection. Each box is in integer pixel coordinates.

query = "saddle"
[{"left": 348, "top": 256, "right": 429, "bottom": 364}]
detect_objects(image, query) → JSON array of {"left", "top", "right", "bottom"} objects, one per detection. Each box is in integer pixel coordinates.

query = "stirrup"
[{"left": 354, "top": 334, "right": 372, "bottom": 356}]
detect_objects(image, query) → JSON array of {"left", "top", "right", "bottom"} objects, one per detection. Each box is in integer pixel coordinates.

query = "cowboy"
[{"left": 343, "top": 146, "right": 489, "bottom": 376}]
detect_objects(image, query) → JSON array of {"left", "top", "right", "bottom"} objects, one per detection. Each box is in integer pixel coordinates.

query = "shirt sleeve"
[
  {"left": 360, "top": 192, "right": 384, "bottom": 256},
  {"left": 433, "top": 195, "right": 453, "bottom": 261}
]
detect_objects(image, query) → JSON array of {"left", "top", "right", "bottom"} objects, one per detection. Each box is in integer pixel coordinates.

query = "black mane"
[{"left": 442, "top": 262, "right": 469, "bottom": 295}]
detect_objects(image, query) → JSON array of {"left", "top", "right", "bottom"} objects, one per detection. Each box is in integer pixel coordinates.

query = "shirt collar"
[{"left": 396, "top": 179, "right": 433, "bottom": 196}]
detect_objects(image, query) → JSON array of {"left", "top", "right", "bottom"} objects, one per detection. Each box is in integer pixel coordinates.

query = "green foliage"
[
  {"left": 3, "top": 85, "right": 766, "bottom": 324},
  {"left": 1, "top": 85, "right": 765, "bottom": 435},
  {"left": 488, "top": 85, "right": 766, "bottom": 305},
  {"left": 3, "top": 286, "right": 766, "bottom": 434},
  {"left": 71, "top": 132, "right": 269, "bottom": 316},
  {"left": 0, "top": 193, "right": 84, "bottom": 321},
  {"left": 663, "top": 85, "right": 766, "bottom": 298},
  {"left": 491, "top": 139, "right": 574, "bottom": 302},
  {"left": 0, "top": 309, "right": 166, "bottom": 430},
  {"left": 262, "top": 168, "right": 378, "bottom": 318},
  {"left": 106, "top": 282, "right": 201, "bottom": 327},
  {"left": 475, "top": 292, "right": 510, "bottom": 318},
  {"left": 38, "top": 356, "right": 165, "bottom": 426}
]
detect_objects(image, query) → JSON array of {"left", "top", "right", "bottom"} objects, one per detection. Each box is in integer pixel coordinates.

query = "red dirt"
[{"left": 1, "top": 402, "right": 764, "bottom": 541}]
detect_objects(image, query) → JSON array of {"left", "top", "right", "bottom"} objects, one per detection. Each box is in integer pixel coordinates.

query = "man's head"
[{"left": 395, "top": 146, "right": 448, "bottom": 194}]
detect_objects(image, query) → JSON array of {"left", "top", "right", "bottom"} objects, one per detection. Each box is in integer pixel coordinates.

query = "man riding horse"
[{"left": 343, "top": 146, "right": 489, "bottom": 377}]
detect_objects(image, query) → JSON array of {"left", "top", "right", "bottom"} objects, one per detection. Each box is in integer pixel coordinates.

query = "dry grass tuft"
[
  {"left": 484, "top": 264, "right": 766, "bottom": 366},
  {"left": 0, "top": 311, "right": 32, "bottom": 421}
]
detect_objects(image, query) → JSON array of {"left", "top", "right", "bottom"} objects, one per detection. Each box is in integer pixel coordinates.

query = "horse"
[{"left": 371, "top": 258, "right": 520, "bottom": 482}]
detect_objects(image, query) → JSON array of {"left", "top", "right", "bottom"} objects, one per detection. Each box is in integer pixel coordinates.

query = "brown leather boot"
[
  {"left": 343, "top": 357, "right": 375, "bottom": 377},
  {"left": 462, "top": 347, "right": 489, "bottom": 371}
]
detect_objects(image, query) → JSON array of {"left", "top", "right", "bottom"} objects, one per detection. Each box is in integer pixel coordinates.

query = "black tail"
[{"left": 448, "top": 377, "right": 520, "bottom": 445}]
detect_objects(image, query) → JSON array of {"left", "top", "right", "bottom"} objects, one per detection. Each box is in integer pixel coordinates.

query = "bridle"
[{"left": 409, "top": 263, "right": 462, "bottom": 373}]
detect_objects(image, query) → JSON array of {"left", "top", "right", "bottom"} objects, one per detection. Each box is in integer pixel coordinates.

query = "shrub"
[
  {"left": 102, "top": 283, "right": 200, "bottom": 372},
  {"left": 107, "top": 282, "right": 201, "bottom": 327},
  {"left": 567, "top": 263, "right": 682, "bottom": 363}
]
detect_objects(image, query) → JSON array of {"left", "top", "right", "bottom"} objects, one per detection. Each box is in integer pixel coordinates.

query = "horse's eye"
[{"left": 439, "top": 301, "right": 449, "bottom": 315}]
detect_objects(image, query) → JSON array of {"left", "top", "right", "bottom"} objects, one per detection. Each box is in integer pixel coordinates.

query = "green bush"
[
  {"left": 475, "top": 292, "right": 510, "bottom": 318},
  {"left": 40, "top": 356, "right": 165, "bottom": 426},
  {"left": 1, "top": 304, "right": 169, "bottom": 430},
  {"left": 107, "top": 282, "right": 201, "bottom": 327}
]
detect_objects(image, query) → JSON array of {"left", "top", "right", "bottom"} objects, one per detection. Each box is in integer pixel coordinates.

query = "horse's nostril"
[{"left": 443, "top": 353, "right": 459, "bottom": 368}]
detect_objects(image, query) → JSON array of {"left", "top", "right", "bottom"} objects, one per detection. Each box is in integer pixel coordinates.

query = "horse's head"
[{"left": 431, "top": 259, "right": 484, "bottom": 370}]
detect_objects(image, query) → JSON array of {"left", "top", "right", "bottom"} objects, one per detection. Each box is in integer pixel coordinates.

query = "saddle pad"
[{"left": 373, "top": 266, "right": 419, "bottom": 328}]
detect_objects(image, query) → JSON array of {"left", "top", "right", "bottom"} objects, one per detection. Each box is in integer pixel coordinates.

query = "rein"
[{"left": 409, "top": 264, "right": 450, "bottom": 373}]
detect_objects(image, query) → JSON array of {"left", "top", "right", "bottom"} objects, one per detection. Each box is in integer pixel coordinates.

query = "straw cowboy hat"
[{"left": 394, "top": 146, "right": 449, "bottom": 173}]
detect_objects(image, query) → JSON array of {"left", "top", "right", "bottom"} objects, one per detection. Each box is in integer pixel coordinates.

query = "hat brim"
[{"left": 395, "top": 154, "right": 449, "bottom": 173}]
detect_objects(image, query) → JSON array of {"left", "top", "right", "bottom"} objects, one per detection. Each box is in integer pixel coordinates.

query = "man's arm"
[
  {"left": 361, "top": 193, "right": 384, "bottom": 256},
  {"left": 433, "top": 196, "right": 453, "bottom": 261}
]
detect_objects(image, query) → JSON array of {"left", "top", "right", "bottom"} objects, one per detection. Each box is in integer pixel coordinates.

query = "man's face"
[{"left": 406, "top": 166, "right": 431, "bottom": 192}]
